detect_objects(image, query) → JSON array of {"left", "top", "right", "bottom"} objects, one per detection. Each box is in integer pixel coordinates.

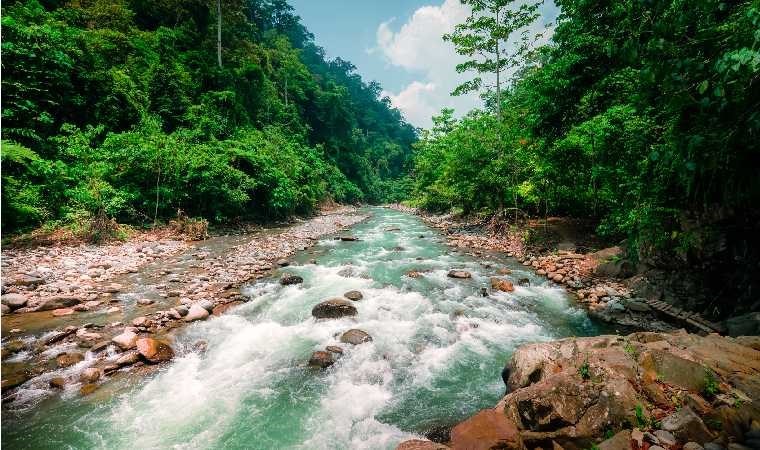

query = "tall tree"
[{"left": 444, "top": 0, "right": 543, "bottom": 118}]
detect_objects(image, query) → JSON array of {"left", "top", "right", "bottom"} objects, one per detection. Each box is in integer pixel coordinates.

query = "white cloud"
[{"left": 375, "top": 0, "right": 559, "bottom": 129}]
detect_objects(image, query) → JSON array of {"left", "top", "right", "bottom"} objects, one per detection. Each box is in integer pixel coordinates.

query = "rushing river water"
[{"left": 2, "top": 208, "right": 605, "bottom": 449}]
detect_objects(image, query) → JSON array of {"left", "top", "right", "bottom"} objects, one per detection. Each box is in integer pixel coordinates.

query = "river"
[{"left": 2, "top": 207, "right": 605, "bottom": 449}]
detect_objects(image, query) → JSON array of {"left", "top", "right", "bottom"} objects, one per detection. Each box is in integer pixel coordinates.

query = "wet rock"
[
  {"left": 277, "top": 259, "right": 290, "bottom": 267},
  {"left": 517, "top": 278, "right": 530, "bottom": 286},
  {"left": 112, "top": 330, "right": 138, "bottom": 350},
  {"left": 36, "top": 295, "right": 80, "bottom": 311},
  {"left": 2, "top": 293, "right": 28, "bottom": 310},
  {"left": 132, "top": 316, "right": 150, "bottom": 327},
  {"left": 311, "top": 298, "right": 357, "bottom": 319},
  {"left": 395, "top": 440, "right": 450, "bottom": 450},
  {"left": 340, "top": 236, "right": 358, "bottom": 241},
  {"left": 280, "top": 274, "right": 304, "bottom": 285},
  {"left": 137, "top": 298, "right": 154, "bottom": 306},
  {"left": 198, "top": 300, "right": 214, "bottom": 312},
  {"left": 406, "top": 270, "right": 424, "bottom": 278},
  {"left": 326, "top": 345, "right": 343, "bottom": 354},
  {"left": 2, "top": 372, "right": 32, "bottom": 392},
  {"left": 212, "top": 301, "right": 243, "bottom": 316},
  {"left": 661, "top": 407, "right": 714, "bottom": 443},
  {"left": 174, "top": 305, "right": 189, "bottom": 317},
  {"left": 185, "top": 304, "right": 210, "bottom": 322},
  {"left": 79, "top": 383, "right": 98, "bottom": 396},
  {"left": 450, "top": 409, "right": 522, "bottom": 450},
  {"left": 89, "top": 341, "right": 111, "bottom": 353},
  {"left": 136, "top": 338, "right": 174, "bottom": 363},
  {"left": 56, "top": 352, "right": 84, "bottom": 368},
  {"left": 43, "top": 328, "right": 76, "bottom": 346},
  {"left": 308, "top": 350, "right": 334, "bottom": 368},
  {"left": 49, "top": 377, "right": 66, "bottom": 389},
  {"left": 447, "top": 270, "right": 472, "bottom": 279},
  {"left": 340, "top": 329, "right": 373, "bottom": 345},
  {"left": 490, "top": 278, "right": 514, "bottom": 292},
  {"left": 115, "top": 351, "right": 141, "bottom": 367},
  {"left": 344, "top": 290, "right": 363, "bottom": 301},
  {"left": 79, "top": 367, "right": 102, "bottom": 383},
  {"left": 192, "top": 340, "right": 208, "bottom": 353},
  {"left": 497, "top": 268, "right": 512, "bottom": 275}
]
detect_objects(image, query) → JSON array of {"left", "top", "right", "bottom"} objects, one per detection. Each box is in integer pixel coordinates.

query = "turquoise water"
[{"left": 2, "top": 208, "right": 603, "bottom": 449}]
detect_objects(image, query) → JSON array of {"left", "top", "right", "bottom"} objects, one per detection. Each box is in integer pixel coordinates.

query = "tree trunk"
[
  {"left": 495, "top": 7, "right": 501, "bottom": 120},
  {"left": 217, "top": 0, "right": 222, "bottom": 68}
]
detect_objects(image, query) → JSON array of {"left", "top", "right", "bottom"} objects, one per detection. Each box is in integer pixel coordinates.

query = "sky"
[{"left": 289, "top": 0, "right": 558, "bottom": 129}]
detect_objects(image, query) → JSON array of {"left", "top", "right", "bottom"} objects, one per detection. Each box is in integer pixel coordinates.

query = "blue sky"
[{"left": 289, "top": 0, "right": 558, "bottom": 128}]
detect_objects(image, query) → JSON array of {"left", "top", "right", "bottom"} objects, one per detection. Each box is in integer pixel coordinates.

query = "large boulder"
[
  {"left": 449, "top": 409, "right": 522, "bottom": 450},
  {"left": 311, "top": 298, "right": 357, "bottom": 319},
  {"left": 1, "top": 293, "right": 28, "bottom": 310},
  {"left": 36, "top": 295, "right": 80, "bottom": 311},
  {"left": 340, "top": 329, "right": 373, "bottom": 345},
  {"left": 135, "top": 338, "right": 174, "bottom": 363},
  {"left": 725, "top": 312, "right": 760, "bottom": 337}
]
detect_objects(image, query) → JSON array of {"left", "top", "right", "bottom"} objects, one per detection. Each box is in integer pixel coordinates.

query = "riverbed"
[{"left": 2, "top": 207, "right": 605, "bottom": 449}]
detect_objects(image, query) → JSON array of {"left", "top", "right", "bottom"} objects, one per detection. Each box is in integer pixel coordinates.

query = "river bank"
[
  {"left": 1, "top": 206, "right": 369, "bottom": 400},
  {"left": 388, "top": 205, "right": 732, "bottom": 335}
]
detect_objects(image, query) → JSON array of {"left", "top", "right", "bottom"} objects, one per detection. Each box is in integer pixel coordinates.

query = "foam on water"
[{"left": 1, "top": 207, "right": 605, "bottom": 450}]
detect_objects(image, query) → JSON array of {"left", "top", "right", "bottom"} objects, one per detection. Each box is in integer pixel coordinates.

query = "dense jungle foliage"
[
  {"left": 1, "top": 0, "right": 417, "bottom": 233},
  {"left": 413, "top": 0, "right": 760, "bottom": 261}
]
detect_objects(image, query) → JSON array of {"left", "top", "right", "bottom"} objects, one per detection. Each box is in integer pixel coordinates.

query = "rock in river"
[
  {"left": 447, "top": 270, "right": 472, "bottom": 279},
  {"left": 136, "top": 338, "right": 174, "bottom": 363},
  {"left": 112, "top": 330, "right": 138, "bottom": 350},
  {"left": 280, "top": 274, "right": 304, "bottom": 286},
  {"left": 56, "top": 352, "right": 84, "bottom": 368},
  {"left": 340, "top": 329, "right": 373, "bottom": 345},
  {"left": 79, "top": 367, "right": 102, "bottom": 383},
  {"left": 311, "top": 298, "right": 357, "bottom": 319},
  {"left": 185, "top": 303, "right": 210, "bottom": 322},
  {"left": 308, "top": 350, "right": 335, "bottom": 368},
  {"left": 36, "top": 295, "right": 80, "bottom": 311},
  {"left": 343, "top": 290, "right": 363, "bottom": 301},
  {"left": 1, "top": 293, "right": 28, "bottom": 310},
  {"left": 340, "top": 236, "right": 358, "bottom": 241},
  {"left": 490, "top": 277, "right": 514, "bottom": 292}
]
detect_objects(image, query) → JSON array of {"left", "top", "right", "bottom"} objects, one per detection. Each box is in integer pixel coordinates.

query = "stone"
[
  {"left": 308, "top": 350, "right": 334, "bottom": 368},
  {"left": 490, "top": 278, "right": 515, "bottom": 292},
  {"left": 277, "top": 259, "right": 290, "bottom": 267},
  {"left": 115, "top": 351, "right": 141, "bottom": 367},
  {"left": 340, "top": 329, "right": 373, "bottom": 345},
  {"left": 450, "top": 409, "right": 522, "bottom": 450},
  {"left": 137, "top": 298, "right": 154, "bottom": 306},
  {"left": 280, "top": 274, "right": 304, "bottom": 286},
  {"left": 36, "top": 295, "right": 80, "bottom": 311},
  {"left": 599, "top": 430, "right": 632, "bottom": 450},
  {"left": 649, "top": 446, "right": 666, "bottom": 450},
  {"left": 626, "top": 300, "right": 652, "bottom": 312},
  {"left": 175, "top": 305, "right": 189, "bottom": 316},
  {"left": 447, "top": 270, "right": 472, "bottom": 279},
  {"left": 111, "top": 331, "right": 138, "bottom": 350},
  {"left": 725, "top": 312, "right": 760, "bottom": 337},
  {"left": 79, "top": 367, "right": 102, "bottom": 383},
  {"left": 198, "top": 300, "right": 214, "bottom": 312},
  {"left": 343, "top": 290, "right": 363, "bottom": 301},
  {"left": 1, "top": 304, "right": 9, "bottom": 314},
  {"left": 11, "top": 275, "right": 45, "bottom": 287},
  {"left": 683, "top": 443, "right": 704, "bottom": 450},
  {"left": 49, "top": 377, "right": 66, "bottom": 389},
  {"left": 51, "top": 308, "right": 75, "bottom": 316},
  {"left": 326, "top": 345, "right": 343, "bottom": 354},
  {"left": 2, "top": 293, "right": 28, "bottom": 310},
  {"left": 661, "top": 407, "right": 714, "bottom": 444},
  {"left": 212, "top": 301, "right": 243, "bottom": 316},
  {"left": 185, "top": 304, "right": 210, "bottom": 322},
  {"left": 395, "top": 440, "right": 450, "bottom": 450},
  {"left": 517, "top": 278, "right": 530, "bottom": 286},
  {"left": 56, "top": 352, "right": 84, "bottom": 368},
  {"left": 311, "top": 298, "right": 357, "bottom": 319},
  {"left": 340, "top": 236, "right": 358, "bottom": 241},
  {"left": 497, "top": 268, "right": 512, "bottom": 275},
  {"left": 79, "top": 383, "right": 98, "bottom": 396},
  {"left": 654, "top": 430, "right": 677, "bottom": 447},
  {"left": 135, "top": 338, "right": 174, "bottom": 363},
  {"left": 132, "top": 316, "right": 150, "bottom": 327}
]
